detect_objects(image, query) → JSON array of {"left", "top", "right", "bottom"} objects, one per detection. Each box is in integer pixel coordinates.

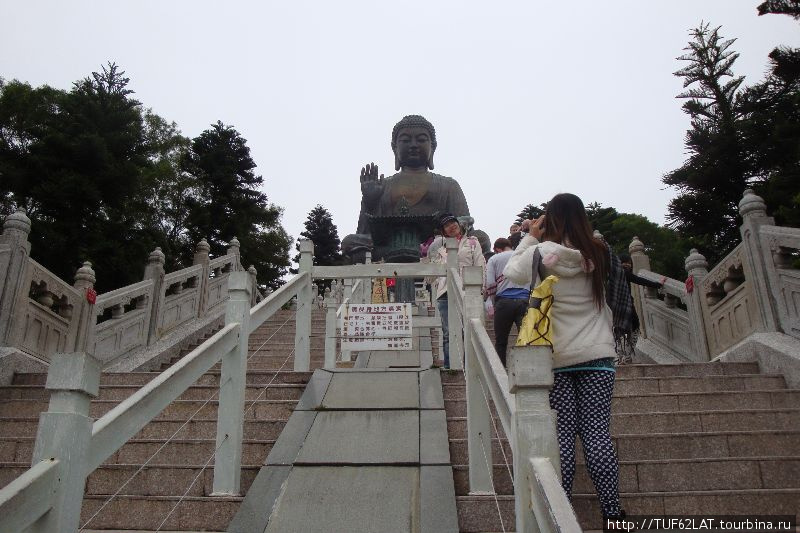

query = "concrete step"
[
  {"left": 79, "top": 494, "right": 241, "bottom": 530},
  {"left": 0, "top": 398, "right": 298, "bottom": 419},
  {"left": 439, "top": 362, "right": 765, "bottom": 385},
  {"left": 11, "top": 370, "right": 313, "bottom": 387},
  {"left": 442, "top": 385, "right": 800, "bottom": 412},
  {"left": 446, "top": 417, "right": 800, "bottom": 459},
  {"left": 450, "top": 456, "right": 800, "bottom": 496},
  {"left": 0, "top": 383, "right": 306, "bottom": 402},
  {"left": 443, "top": 399, "right": 800, "bottom": 431},
  {"left": 0, "top": 438, "right": 276, "bottom": 466},
  {"left": 458, "top": 489, "right": 800, "bottom": 532},
  {"left": 0, "top": 462, "right": 263, "bottom": 497},
  {"left": 0, "top": 418, "right": 286, "bottom": 439}
]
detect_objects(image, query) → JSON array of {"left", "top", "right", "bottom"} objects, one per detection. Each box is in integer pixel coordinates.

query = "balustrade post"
[
  {"left": 247, "top": 265, "right": 259, "bottom": 305},
  {"left": 227, "top": 237, "right": 242, "bottom": 271},
  {"left": 294, "top": 239, "right": 314, "bottom": 371},
  {"left": 685, "top": 249, "right": 711, "bottom": 360},
  {"left": 324, "top": 292, "right": 338, "bottom": 369},
  {"left": 629, "top": 236, "right": 651, "bottom": 339},
  {"left": 0, "top": 208, "right": 32, "bottom": 347},
  {"left": 29, "top": 351, "right": 100, "bottom": 533},
  {"left": 213, "top": 271, "right": 251, "bottom": 495},
  {"left": 445, "top": 237, "right": 464, "bottom": 369},
  {"left": 193, "top": 238, "right": 211, "bottom": 317},
  {"left": 72, "top": 262, "right": 96, "bottom": 353},
  {"left": 463, "top": 266, "right": 493, "bottom": 493},
  {"left": 508, "top": 345, "right": 561, "bottom": 533},
  {"left": 341, "top": 278, "right": 353, "bottom": 362},
  {"left": 738, "top": 190, "right": 780, "bottom": 332},
  {"left": 143, "top": 248, "right": 166, "bottom": 345}
]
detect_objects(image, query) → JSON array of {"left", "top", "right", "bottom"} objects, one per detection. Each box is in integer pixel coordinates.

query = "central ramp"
[{"left": 227, "top": 366, "right": 459, "bottom": 533}]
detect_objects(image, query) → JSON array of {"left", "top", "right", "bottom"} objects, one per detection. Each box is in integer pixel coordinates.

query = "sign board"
[{"left": 340, "top": 303, "right": 412, "bottom": 351}]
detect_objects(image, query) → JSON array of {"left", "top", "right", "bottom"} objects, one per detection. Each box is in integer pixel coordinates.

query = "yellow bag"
[{"left": 516, "top": 275, "right": 559, "bottom": 348}]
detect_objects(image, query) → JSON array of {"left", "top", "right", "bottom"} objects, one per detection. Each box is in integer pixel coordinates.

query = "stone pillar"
[
  {"left": 227, "top": 237, "right": 242, "bottom": 271},
  {"left": 507, "top": 345, "right": 560, "bottom": 533},
  {"left": 143, "top": 248, "right": 166, "bottom": 346},
  {"left": 213, "top": 271, "right": 251, "bottom": 495},
  {"left": 0, "top": 208, "right": 32, "bottom": 347},
  {"left": 294, "top": 239, "right": 314, "bottom": 372},
  {"left": 445, "top": 237, "right": 463, "bottom": 370},
  {"left": 30, "top": 351, "right": 101, "bottom": 533},
  {"left": 247, "top": 265, "right": 259, "bottom": 305},
  {"left": 629, "top": 236, "right": 651, "bottom": 339},
  {"left": 462, "top": 266, "right": 492, "bottom": 493},
  {"left": 193, "top": 238, "right": 211, "bottom": 317},
  {"left": 72, "top": 262, "right": 97, "bottom": 353},
  {"left": 324, "top": 292, "right": 338, "bottom": 369},
  {"left": 685, "top": 249, "right": 711, "bottom": 360},
  {"left": 738, "top": 189, "right": 779, "bottom": 332}
]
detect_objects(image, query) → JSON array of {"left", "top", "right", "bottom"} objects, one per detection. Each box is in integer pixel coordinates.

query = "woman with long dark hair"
[{"left": 504, "top": 192, "right": 625, "bottom": 520}]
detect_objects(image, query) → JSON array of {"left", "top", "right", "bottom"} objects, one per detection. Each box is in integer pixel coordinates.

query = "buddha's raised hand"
[{"left": 360, "top": 162, "right": 384, "bottom": 204}]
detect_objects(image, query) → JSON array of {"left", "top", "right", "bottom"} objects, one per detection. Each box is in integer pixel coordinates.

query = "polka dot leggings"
[{"left": 549, "top": 369, "right": 622, "bottom": 518}]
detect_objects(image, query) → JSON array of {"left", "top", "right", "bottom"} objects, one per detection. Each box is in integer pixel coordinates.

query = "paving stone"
[
  {"left": 296, "top": 411, "right": 419, "bottom": 464},
  {"left": 322, "top": 371, "right": 419, "bottom": 409},
  {"left": 264, "top": 466, "right": 419, "bottom": 533}
]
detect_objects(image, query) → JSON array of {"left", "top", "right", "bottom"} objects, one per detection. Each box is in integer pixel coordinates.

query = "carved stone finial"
[
  {"left": 148, "top": 247, "right": 166, "bottom": 266},
  {"left": 196, "top": 238, "right": 210, "bottom": 254},
  {"left": 74, "top": 261, "right": 96, "bottom": 286},
  {"left": 247, "top": 265, "right": 257, "bottom": 275},
  {"left": 629, "top": 236, "right": 645, "bottom": 255},
  {"left": 593, "top": 229, "right": 603, "bottom": 240},
  {"left": 228, "top": 237, "right": 240, "bottom": 249},
  {"left": 738, "top": 189, "right": 767, "bottom": 218},
  {"left": 685, "top": 248, "right": 709, "bottom": 274},
  {"left": 3, "top": 208, "right": 32, "bottom": 236}
]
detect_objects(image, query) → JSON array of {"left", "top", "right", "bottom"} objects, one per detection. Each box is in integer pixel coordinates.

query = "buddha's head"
[{"left": 391, "top": 115, "right": 437, "bottom": 171}]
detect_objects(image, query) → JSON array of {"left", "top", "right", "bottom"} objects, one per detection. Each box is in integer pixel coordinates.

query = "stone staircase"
[
  {"left": 444, "top": 359, "right": 800, "bottom": 531},
  {"left": 2, "top": 305, "right": 799, "bottom": 532},
  {"left": 0, "top": 309, "right": 328, "bottom": 531}
]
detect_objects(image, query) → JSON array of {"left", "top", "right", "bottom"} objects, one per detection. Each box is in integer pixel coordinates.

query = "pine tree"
[
  {"left": 299, "top": 205, "right": 342, "bottom": 266},
  {"left": 663, "top": 23, "right": 749, "bottom": 264},
  {"left": 182, "top": 121, "right": 291, "bottom": 289},
  {"left": 515, "top": 203, "right": 545, "bottom": 224}
]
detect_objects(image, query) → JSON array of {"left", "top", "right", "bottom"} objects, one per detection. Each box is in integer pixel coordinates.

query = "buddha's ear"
[
  {"left": 394, "top": 152, "right": 401, "bottom": 171},
  {"left": 428, "top": 150, "right": 435, "bottom": 170}
]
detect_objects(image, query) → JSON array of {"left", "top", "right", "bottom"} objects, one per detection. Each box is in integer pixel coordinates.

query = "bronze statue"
[{"left": 345, "top": 115, "right": 476, "bottom": 262}]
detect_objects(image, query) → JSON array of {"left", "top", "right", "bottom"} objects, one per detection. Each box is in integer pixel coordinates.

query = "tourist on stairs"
[{"left": 504, "top": 193, "right": 626, "bottom": 520}]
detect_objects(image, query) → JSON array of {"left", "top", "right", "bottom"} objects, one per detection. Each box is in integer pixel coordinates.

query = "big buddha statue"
[{"left": 343, "top": 114, "right": 485, "bottom": 264}]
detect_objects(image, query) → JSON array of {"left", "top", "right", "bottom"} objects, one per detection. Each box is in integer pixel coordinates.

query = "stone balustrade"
[
  {"left": 632, "top": 190, "right": 800, "bottom": 372},
  {"left": 0, "top": 209, "right": 259, "bottom": 378}
]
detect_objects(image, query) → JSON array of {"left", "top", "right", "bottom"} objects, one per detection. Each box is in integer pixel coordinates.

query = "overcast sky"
[{"left": 2, "top": 1, "right": 798, "bottom": 264}]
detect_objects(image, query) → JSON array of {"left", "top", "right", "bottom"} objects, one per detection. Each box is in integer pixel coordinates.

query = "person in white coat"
[{"left": 504, "top": 192, "right": 624, "bottom": 521}]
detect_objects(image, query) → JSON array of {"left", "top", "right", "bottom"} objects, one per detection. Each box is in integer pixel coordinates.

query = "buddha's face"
[{"left": 394, "top": 126, "right": 433, "bottom": 170}]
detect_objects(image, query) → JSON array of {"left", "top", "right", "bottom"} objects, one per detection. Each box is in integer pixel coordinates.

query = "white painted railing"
[
  {"left": 459, "top": 264, "right": 580, "bottom": 533},
  {"left": 0, "top": 240, "right": 316, "bottom": 533}
]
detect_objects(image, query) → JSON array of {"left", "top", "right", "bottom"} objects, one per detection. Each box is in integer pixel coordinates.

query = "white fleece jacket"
[{"left": 503, "top": 235, "right": 616, "bottom": 368}]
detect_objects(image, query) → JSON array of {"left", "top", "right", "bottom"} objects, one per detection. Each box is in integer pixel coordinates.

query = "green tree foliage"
[
  {"left": 665, "top": 16, "right": 800, "bottom": 264},
  {"left": 749, "top": 2, "right": 800, "bottom": 228},
  {"left": 663, "top": 24, "right": 748, "bottom": 264},
  {"left": 182, "top": 121, "right": 291, "bottom": 290},
  {"left": 515, "top": 203, "right": 545, "bottom": 224},
  {"left": 585, "top": 202, "right": 619, "bottom": 241},
  {"left": 0, "top": 65, "right": 291, "bottom": 292},
  {"left": 0, "top": 64, "right": 159, "bottom": 291},
  {"left": 298, "top": 205, "right": 342, "bottom": 266}
]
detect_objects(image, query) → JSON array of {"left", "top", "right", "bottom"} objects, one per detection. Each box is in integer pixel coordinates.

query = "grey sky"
[{"left": 2, "top": 1, "right": 798, "bottom": 263}]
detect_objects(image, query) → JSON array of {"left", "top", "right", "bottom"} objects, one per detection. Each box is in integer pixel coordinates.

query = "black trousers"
[{"left": 493, "top": 297, "right": 528, "bottom": 366}]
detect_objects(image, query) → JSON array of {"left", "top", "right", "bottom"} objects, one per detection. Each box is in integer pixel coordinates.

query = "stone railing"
[
  {"left": 632, "top": 189, "right": 800, "bottom": 366},
  {"left": 0, "top": 208, "right": 259, "bottom": 374}
]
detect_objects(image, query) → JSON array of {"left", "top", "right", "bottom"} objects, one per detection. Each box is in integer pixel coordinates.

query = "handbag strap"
[{"left": 528, "top": 247, "right": 548, "bottom": 310}]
